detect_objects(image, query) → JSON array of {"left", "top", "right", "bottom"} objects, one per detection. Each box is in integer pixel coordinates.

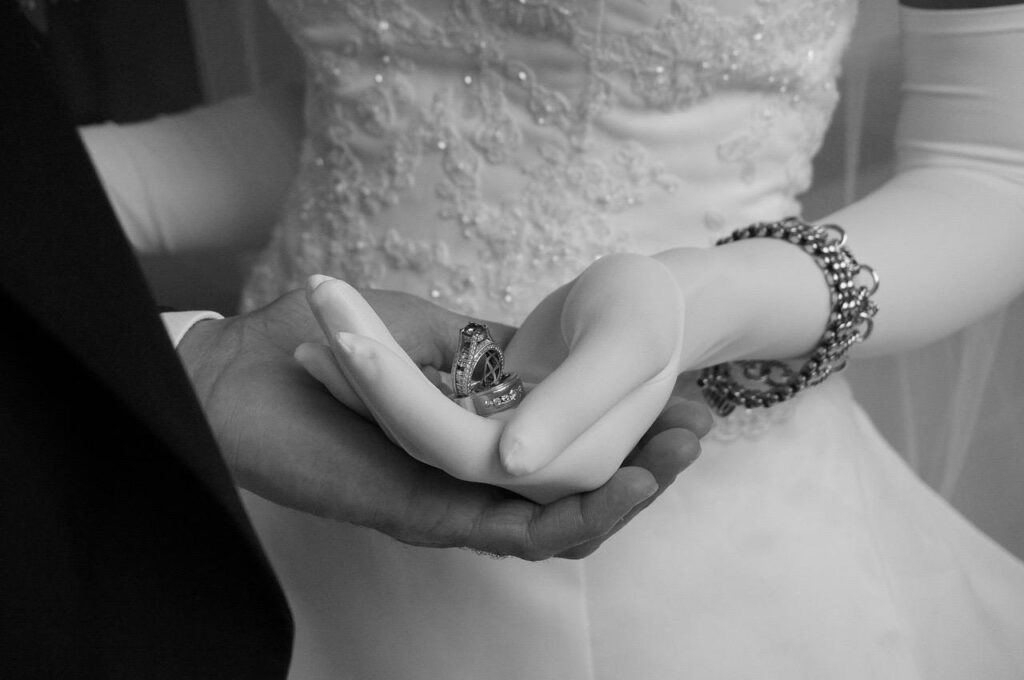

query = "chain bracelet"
[{"left": 697, "top": 216, "right": 879, "bottom": 417}]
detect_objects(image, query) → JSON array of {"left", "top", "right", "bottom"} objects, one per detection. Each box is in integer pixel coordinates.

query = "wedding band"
[
  {"left": 451, "top": 323, "right": 505, "bottom": 398},
  {"left": 454, "top": 373, "right": 525, "bottom": 416}
]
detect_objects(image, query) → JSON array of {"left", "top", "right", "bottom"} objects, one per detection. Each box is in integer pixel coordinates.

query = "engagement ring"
[
  {"left": 450, "top": 323, "right": 523, "bottom": 415},
  {"left": 451, "top": 322, "right": 505, "bottom": 398}
]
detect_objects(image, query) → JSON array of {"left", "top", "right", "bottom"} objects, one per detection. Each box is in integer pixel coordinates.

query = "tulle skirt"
[{"left": 242, "top": 377, "right": 1024, "bottom": 679}]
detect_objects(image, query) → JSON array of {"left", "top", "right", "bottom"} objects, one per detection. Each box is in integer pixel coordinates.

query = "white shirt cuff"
[{"left": 161, "top": 310, "right": 225, "bottom": 347}]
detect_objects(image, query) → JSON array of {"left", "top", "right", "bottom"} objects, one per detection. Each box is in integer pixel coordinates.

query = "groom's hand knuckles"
[
  {"left": 457, "top": 503, "right": 538, "bottom": 559},
  {"left": 510, "top": 504, "right": 590, "bottom": 561},
  {"left": 520, "top": 519, "right": 561, "bottom": 561}
]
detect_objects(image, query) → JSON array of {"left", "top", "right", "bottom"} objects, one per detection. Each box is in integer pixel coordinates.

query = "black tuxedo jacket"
[{"left": 0, "top": 4, "right": 292, "bottom": 677}]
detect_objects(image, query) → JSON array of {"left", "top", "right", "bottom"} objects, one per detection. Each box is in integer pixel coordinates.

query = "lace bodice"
[{"left": 242, "top": 0, "right": 858, "bottom": 321}]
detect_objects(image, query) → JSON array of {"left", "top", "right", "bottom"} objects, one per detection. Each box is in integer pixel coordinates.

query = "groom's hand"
[
  {"left": 176, "top": 288, "right": 709, "bottom": 559},
  {"left": 558, "top": 395, "right": 712, "bottom": 558},
  {"left": 359, "top": 289, "right": 712, "bottom": 557}
]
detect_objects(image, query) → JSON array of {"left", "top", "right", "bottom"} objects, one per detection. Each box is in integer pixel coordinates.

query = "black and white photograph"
[{"left": 3, "top": 0, "right": 1023, "bottom": 677}]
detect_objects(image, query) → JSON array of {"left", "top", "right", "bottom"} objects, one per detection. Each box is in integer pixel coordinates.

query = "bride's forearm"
[
  {"left": 80, "top": 82, "right": 305, "bottom": 255},
  {"left": 816, "top": 172, "right": 1024, "bottom": 357},
  {"left": 657, "top": 2, "right": 1024, "bottom": 373},
  {"left": 655, "top": 163, "right": 1024, "bottom": 373},
  {"left": 821, "top": 3, "right": 1024, "bottom": 356}
]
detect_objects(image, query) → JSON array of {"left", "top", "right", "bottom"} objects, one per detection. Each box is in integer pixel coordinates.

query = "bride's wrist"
[
  {"left": 654, "top": 237, "right": 829, "bottom": 370},
  {"left": 653, "top": 247, "right": 743, "bottom": 371}
]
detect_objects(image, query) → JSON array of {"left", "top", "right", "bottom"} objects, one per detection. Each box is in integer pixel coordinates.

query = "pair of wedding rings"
[{"left": 450, "top": 323, "right": 524, "bottom": 416}]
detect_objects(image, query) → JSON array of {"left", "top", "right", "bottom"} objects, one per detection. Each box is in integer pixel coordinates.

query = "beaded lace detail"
[{"left": 242, "top": 0, "right": 857, "bottom": 323}]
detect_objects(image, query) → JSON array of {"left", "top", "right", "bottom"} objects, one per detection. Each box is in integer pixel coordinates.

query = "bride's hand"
[
  {"left": 296, "top": 254, "right": 695, "bottom": 504},
  {"left": 499, "top": 253, "right": 686, "bottom": 476}
]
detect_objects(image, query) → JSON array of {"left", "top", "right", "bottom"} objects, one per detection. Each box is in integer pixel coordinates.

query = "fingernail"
[
  {"left": 635, "top": 477, "right": 658, "bottom": 501},
  {"left": 334, "top": 331, "right": 357, "bottom": 354},
  {"left": 499, "top": 438, "right": 537, "bottom": 477},
  {"left": 308, "top": 274, "right": 334, "bottom": 291},
  {"left": 293, "top": 342, "right": 314, "bottom": 365},
  {"left": 619, "top": 477, "right": 658, "bottom": 510}
]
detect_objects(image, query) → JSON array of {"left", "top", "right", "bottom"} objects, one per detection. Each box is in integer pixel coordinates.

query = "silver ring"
[
  {"left": 451, "top": 323, "right": 505, "bottom": 398},
  {"left": 454, "top": 373, "right": 525, "bottom": 416}
]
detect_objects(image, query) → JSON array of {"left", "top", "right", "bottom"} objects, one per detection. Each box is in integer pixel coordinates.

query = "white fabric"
[
  {"left": 160, "top": 310, "right": 224, "bottom": 347},
  {"left": 237, "top": 0, "right": 858, "bottom": 322},
  {"left": 171, "top": 1, "right": 1024, "bottom": 678},
  {"left": 79, "top": 84, "right": 303, "bottom": 255},
  {"left": 244, "top": 379, "right": 1024, "bottom": 680}
]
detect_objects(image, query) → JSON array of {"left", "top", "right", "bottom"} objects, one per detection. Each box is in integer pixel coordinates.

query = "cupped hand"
[
  {"left": 177, "top": 284, "right": 706, "bottom": 559},
  {"left": 297, "top": 253, "right": 692, "bottom": 504},
  {"left": 499, "top": 253, "right": 687, "bottom": 477}
]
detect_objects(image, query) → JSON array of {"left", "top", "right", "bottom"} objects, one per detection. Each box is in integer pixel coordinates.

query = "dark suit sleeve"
[{"left": 0, "top": 3, "right": 293, "bottom": 677}]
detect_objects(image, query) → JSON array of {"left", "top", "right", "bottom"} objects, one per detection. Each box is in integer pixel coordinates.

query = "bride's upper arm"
[{"left": 80, "top": 82, "right": 305, "bottom": 256}]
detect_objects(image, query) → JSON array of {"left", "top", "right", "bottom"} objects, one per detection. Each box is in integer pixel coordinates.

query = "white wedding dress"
[{"left": 233, "top": 1, "right": 1024, "bottom": 677}]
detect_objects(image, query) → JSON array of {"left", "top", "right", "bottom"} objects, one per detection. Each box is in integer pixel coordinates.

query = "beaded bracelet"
[{"left": 697, "top": 216, "right": 879, "bottom": 417}]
